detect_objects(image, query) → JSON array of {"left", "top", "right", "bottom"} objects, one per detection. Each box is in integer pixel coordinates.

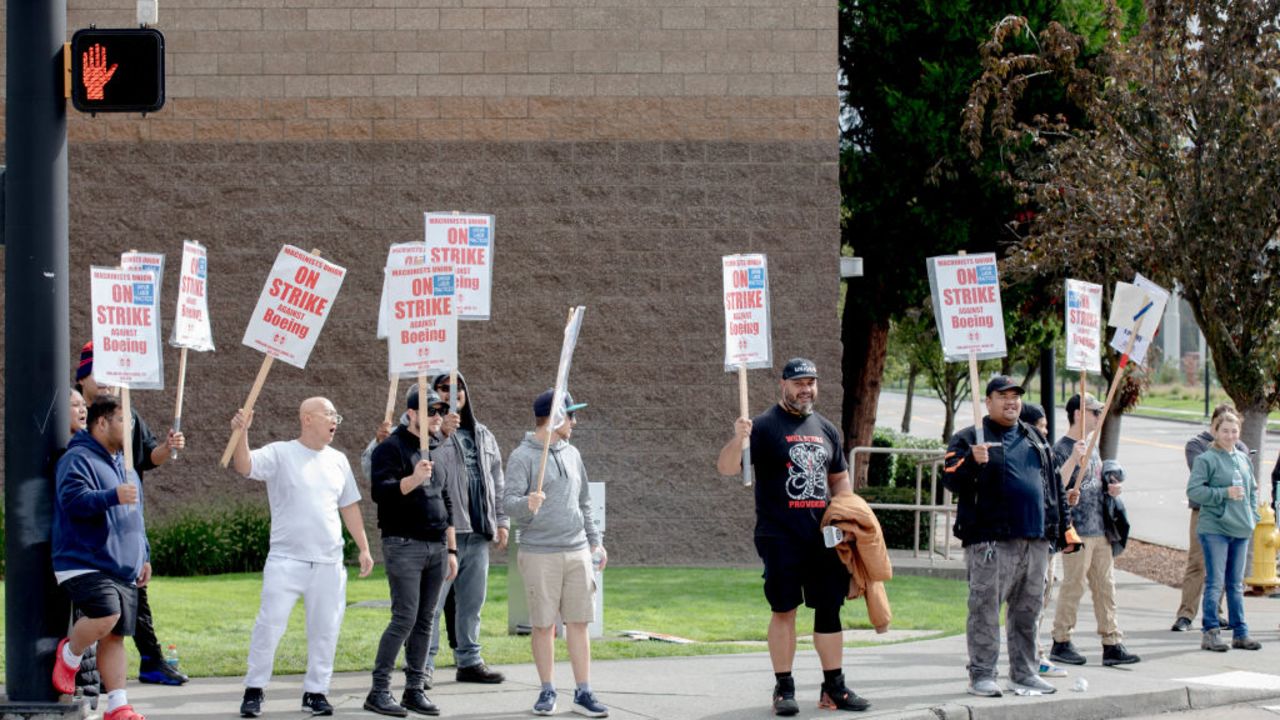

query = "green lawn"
[{"left": 0, "top": 566, "right": 967, "bottom": 678}]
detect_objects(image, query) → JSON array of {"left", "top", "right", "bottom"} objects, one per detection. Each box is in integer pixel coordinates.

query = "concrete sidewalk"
[{"left": 85, "top": 569, "right": 1280, "bottom": 719}]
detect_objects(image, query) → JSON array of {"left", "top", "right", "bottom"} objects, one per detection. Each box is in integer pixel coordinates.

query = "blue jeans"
[
  {"left": 1199, "top": 533, "right": 1249, "bottom": 638},
  {"left": 427, "top": 532, "right": 490, "bottom": 669},
  {"left": 372, "top": 537, "right": 448, "bottom": 692}
]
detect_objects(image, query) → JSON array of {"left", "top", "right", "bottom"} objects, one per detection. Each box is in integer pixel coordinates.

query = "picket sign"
[
  {"left": 168, "top": 240, "right": 215, "bottom": 460},
  {"left": 534, "top": 307, "right": 586, "bottom": 506},
  {"left": 1065, "top": 279, "right": 1104, "bottom": 449},
  {"left": 927, "top": 251, "right": 1006, "bottom": 445},
  {"left": 722, "top": 254, "right": 771, "bottom": 487},
  {"left": 220, "top": 247, "right": 345, "bottom": 468}
]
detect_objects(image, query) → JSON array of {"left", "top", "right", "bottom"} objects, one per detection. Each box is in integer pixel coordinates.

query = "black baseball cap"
[
  {"left": 985, "top": 375, "right": 1025, "bottom": 396},
  {"left": 405, "top": 385, "right": 444, "bottom": 411},
  {"left": 533, "top": 389, "right": 588, "bottom": 418},
  {"left": 782, "top": 358, "right": 818, "bottom": 380}
]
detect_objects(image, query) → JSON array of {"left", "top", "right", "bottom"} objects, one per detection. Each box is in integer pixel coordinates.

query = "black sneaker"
[
  {"left": 1049, "top": 640, "right": 1087, "bottom": 666},
  {"left": 1170, "top": 617, "right": 1192, "bottom": 632},
  {"left": 772, "top": 676, "right": 799, "bottom": 716},
  {"left": 1102, "top": 643, "right": 1140, "bottom": 666},
  {"left": 138, "top": 660, "right": 189, "bottom": 686},
  {"left": 401, "top": 688, "right": 440, "bottom": 716},
  {"left": 239, "top": 687, "right": 264, "bottom": 718},
  {"left": 455, "top": 663, "right": 505, "bottom": 684},
  {"left": 363, "top": 690, "right": 408, "bottom": 717},
  {"left": 302, "top": 691, "right": 334, "bottom": 716},
  {"left": 818, "top": 674, "right": 871, "bottom": 712}
]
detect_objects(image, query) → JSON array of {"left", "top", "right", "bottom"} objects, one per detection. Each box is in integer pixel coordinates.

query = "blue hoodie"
[{"left": 53, "top": 430, "right": 148, "bottom": 583}]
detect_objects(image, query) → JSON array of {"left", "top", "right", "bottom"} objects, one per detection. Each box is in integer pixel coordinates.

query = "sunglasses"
[{"left": 427, "top": 406, "right": 447, "bottom": 417}]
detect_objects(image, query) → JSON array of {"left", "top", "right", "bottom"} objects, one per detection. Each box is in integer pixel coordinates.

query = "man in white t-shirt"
[{"left": 229, "top": 397, "right": 374, "bottom": 718}]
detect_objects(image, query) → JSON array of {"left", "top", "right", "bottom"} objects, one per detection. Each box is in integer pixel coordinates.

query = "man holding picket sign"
[
  {"left": 718, "top": 358, "right": 871, "bottom": 716},
  {"left": 87, "top": 260, "right": 189, "bottom": 688},
  {"left": 928, "top": 253, "right": 1073, "bottom": 697}
]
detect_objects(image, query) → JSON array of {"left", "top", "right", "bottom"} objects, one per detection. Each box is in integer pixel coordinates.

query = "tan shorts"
[{"left": 518, "top": 548, "right": 596, "bottom": 627}]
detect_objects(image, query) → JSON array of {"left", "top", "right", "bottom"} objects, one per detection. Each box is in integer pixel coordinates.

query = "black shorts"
[
  {"left": 62, "top": 572, "right": 138, "bottom": 636},
  {"left": 754, "top": 536, "right": 849, "bottom": 613}
]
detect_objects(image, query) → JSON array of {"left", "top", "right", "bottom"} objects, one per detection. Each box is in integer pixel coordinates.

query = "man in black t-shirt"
[{"left": 718, "top": 358, "right": 870, "bottom": 716}]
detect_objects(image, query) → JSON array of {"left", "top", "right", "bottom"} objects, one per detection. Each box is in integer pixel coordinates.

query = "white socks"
[
  {"left": 106, "top": 689, "right": 128, "bottom": 712},
  {"left": 62, "top": 642, "right": 83, "bottom": 667}
]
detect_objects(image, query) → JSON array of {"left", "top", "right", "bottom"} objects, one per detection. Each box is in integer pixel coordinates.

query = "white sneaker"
[
  {"left": 967, "top": 679, "right": 1003, "bottom": 697},
  {"left": 1038, "top": 659, "right": 1068, "bottom": 677},
  {"left": 1009, "top": 675, "right": 1057, "bottom": 694}
]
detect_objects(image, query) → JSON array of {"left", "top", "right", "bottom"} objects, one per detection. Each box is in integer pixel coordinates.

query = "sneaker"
[
  {"left": 1049, "top": 640, "right": 1087, "bottom": 665},
  {"left": 240, "top": 687, "right": 264, "bottom": 718},
  {"left": 1009, "top": 676, "right": 1057, "bottom": 694},
  {"left": 818, "top": 673, "right": 871, "bottom": 712},
  {"left": 52, "top": 638, "right": 78, "bottom": 695},
  {"left": 1038, "top": 659, "right": 1068, "bottom": 678},
  {"left": 772, "top": 676, "right": 799, "bottom": 716},
  {"left": 1232, "top": 636, "right": 1262, "bottom": 650},
  {"left": 532, "top": 688, "right": 557, "bottom": 716},
  {"left": 363, "top": 690, "right": 408, "bottom": 717},
  {"left": 571, "top": 688, "right": 609, "bottom": 718},
  {"left": 966, "top": 678, "right": 1003, "bottom": 697},
  {"left": 1201, "top": 628, "right": 1230, "bottom": 652},
  {"left": 138, "top": 661, "right": 189, "bottom": 686},
  {"left": 401, "top": 688, "right": 440, "bottom": 716},
  {"left": 456, "top": 663, "right": 505, "bottom": 684},
  {"left": 302, "top": 691, "right": 334, "bottom": 716},
  {"left": 1102, "top": 643, "right": 1141, "bottom": 665},
  {"left": 1170, "top": 616, "right": 1192, "bottom": 632},
  {"left": 104, "top": 705, "right": 146, "bottom": 720}
]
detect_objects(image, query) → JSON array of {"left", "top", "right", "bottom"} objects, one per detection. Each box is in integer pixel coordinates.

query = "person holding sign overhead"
[
  {"left": 717, "top": 358, "right": 871, "bottom": 716},
  {"left": 75, "top": 342, "right": 188, "bottom": 688},
  {"left": 942, "top": 376, "right": 1074, "bottom": 698},
  {"left": 229, "top": 398, "right": 374, "bottom": 718}
]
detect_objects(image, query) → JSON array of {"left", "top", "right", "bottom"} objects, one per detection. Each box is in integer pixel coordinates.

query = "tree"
[
  {"left": 839, "top": 1, "right": 1140, "bottom": 473},
  {"left": 963, "top": 1, "right": 1280, "bottom": 467}
]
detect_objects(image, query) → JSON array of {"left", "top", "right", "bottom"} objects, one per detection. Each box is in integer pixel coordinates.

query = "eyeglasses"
[
  {"left": 310, "top": 410, "right": 343, "bottom": 425},
  {"left": 427, "top": 406, "right": 446, "bottom": 417},
  {"left": 1089, "top": 409, "right": 1103, "bottom": 417}
]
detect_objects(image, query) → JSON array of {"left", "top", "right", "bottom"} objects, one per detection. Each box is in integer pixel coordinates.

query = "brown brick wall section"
[
  {"left": 0, "top": 139, "right": 842, "bottom": 566},
  {"left": 0, "top": 1, "right": 836, "bottom": 142}
]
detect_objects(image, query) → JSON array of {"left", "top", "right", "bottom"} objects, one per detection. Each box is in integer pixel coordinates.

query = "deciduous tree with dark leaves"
[{"left": 964, "top": 0, "right": 1280, "bottom": 469}]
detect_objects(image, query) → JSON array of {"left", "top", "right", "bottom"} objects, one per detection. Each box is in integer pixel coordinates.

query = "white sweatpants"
[{"left": 244, "top": 557, "right": 347, "bottom": 693}]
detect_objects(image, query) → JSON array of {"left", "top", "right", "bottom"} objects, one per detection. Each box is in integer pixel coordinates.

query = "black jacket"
[
  {"left": 943, "top": 417, "right": 1072, "bottom": 550},
  {"left": 370, "top": 425, "right": 452, "bottom": 542},
  {"left": 1103, "top": 493, "right": 1130, "bottom": 556}
]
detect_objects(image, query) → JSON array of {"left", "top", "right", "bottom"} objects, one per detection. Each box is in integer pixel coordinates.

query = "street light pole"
[{"left": 5, "top": 0, "right": 74, "bottom": 708}]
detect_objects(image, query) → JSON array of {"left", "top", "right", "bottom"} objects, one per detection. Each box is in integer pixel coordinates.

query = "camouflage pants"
[{"left": 965, "top": 538, "right": 1049, "bottom": 683}]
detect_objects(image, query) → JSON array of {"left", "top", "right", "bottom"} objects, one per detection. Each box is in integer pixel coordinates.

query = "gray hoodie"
[
  {"left": 503, "top": 431, "right": 601, "bottom": 553},
  {"left": 429, "top": 372, "right": 508, "bottom": 536}
]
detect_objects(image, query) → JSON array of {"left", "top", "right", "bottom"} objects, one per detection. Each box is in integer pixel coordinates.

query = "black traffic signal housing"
[{"left": 70, "top": 28, "right": 165, "bottom": 114}]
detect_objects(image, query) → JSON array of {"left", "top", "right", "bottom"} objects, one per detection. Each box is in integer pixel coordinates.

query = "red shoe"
[
  {"left": 104, "top": 704, "right": 146, "bottom": 720},
  {"left": 52, "top": 638, "right": 78, "bottom": 695}
]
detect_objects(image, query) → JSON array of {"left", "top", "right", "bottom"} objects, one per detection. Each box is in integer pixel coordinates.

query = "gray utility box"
[{"left": 507, "top": 481, "right": 605, "bottom": 639}]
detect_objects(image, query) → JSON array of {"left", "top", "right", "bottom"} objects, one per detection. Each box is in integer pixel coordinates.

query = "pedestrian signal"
[{"left": 70, "top": 28, "right": 165, "bottom": 114}]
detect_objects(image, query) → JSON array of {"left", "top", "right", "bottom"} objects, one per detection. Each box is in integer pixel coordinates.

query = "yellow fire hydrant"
[{"left": 1245, "top": 503, "right": 1280, "bottom": 591}]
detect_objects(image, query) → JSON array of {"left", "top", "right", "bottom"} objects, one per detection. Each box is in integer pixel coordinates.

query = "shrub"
[
  {"left": 148, "top": 503, "right": 272, "bottom": 576},
  {"left": 855, "top": 486, "right": 933, "bottom": 550},
  {"left": 864, "top": 427, "right": 945, "bottom": 489}
]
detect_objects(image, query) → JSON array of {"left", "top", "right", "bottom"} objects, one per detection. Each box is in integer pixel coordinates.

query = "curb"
[{"left": 872, "top": 685, "right": 1280, "bottom": 720}]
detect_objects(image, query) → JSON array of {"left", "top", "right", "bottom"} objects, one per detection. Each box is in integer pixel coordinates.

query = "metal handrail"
[{"left": 848, "top": 446, "right": 955, "bottom": 560}]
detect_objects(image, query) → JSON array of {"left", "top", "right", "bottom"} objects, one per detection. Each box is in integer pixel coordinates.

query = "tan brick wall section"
[{"left": 0, "top": 1, "right": 837, "bottom": 142}]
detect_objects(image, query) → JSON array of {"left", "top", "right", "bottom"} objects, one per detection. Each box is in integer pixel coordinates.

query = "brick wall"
[{"left": 0, "top": 1, "right": 843, "bottom": 566}]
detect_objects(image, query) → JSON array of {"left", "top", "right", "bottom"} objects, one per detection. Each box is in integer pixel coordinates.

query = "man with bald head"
[{"left": 230, "top": 397, "right": 374, "bottom": 718}]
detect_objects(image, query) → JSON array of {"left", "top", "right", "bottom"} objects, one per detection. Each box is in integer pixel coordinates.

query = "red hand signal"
[{"left": 82, "top": 43, "right": 118, "bottom": 100}]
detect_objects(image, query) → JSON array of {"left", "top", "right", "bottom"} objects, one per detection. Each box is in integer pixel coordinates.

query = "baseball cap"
[
  {"left": 533, "top": 389, "right": 587, "bottom": 418},
  {"left": 1065, "top": 392, "right": 1104, "bottom": 419},
  {"left": 985, "top": 375, "right": 1024, "bottom": 396},
  {"left": 782, "top": 358, "right": 818, "bottom": 380},
  {"left": 405, "top": 384, "right": 444, "bottom": 411}
]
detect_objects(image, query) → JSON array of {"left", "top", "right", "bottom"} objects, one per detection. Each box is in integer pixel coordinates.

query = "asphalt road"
[{"left": 874, "top": 391, "right": 1276, "bottom": 551}]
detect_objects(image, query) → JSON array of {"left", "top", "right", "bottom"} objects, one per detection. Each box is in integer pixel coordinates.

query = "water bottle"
[
  {"left": 165, "top": 644, "right": 180, "bottom": 670},
  {"left": 591, "top": 549, "right": 604, "bottom": 572}
]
